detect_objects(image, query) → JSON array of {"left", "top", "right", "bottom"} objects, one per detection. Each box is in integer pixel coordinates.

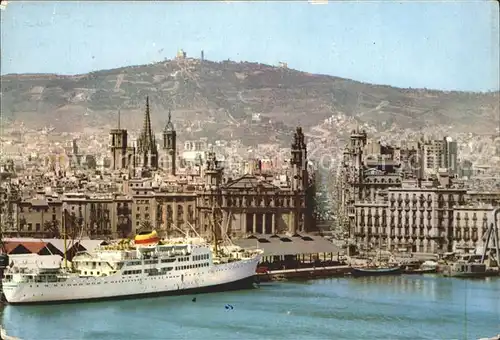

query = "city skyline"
[{"left": 1, "top": 1, "right": 499, "bottom": 92}]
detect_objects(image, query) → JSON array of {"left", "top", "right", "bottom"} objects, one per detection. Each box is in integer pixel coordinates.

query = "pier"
[
  {"left": 256, "top": 265, "right": 351, "bottom": 282},
  {"left": 1, "top": 326, "right": 21, "bottom": 340},
  {"left": 478, "top": 335, "right": 500, "bottom": 340}
]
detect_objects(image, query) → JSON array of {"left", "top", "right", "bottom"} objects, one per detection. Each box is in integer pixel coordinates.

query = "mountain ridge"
[{"left": 1, "top": 58, "right": 498, "bottom": 140}]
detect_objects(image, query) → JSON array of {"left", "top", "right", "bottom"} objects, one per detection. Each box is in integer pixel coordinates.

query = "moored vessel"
[
  {"left": 402, "top": 260, "right": 438, "bottom": 274},
  {"left": 443, "top": 208, "right": 500, "bottom": 279},
  {"left": 2, "top": 234, "right": 263, "bottom": 304},
  {"left": 351, "top": 265, "right": 402, "bottom": 277},
  {"left": 442, "top": 255, "right": 499, "bottom": 278}
]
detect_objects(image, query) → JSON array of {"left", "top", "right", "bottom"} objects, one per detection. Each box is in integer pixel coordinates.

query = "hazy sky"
[{"left": 1, "top": 1, "right": 499, "bottom": 92}]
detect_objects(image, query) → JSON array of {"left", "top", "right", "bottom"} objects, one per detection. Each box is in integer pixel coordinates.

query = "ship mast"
[
  {"left": 211, "top": 202, "right": 218, "bottom": 256},
  {"left": 0, "top": 191, "right": 5, "bottom": 254},
  {"left": 63, "top": 209, "right": 68, "bottom": 268}
]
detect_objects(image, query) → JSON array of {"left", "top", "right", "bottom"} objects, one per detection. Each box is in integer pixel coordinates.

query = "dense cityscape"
[
  {"left": 1, "top": 92, "right": 500, "bottom": 250},
  {"left": 1, "top": 1, "right": 499, "bottom": 339},
  {"left": 1, "top": 69, "right": 500, "bottom": 340}
]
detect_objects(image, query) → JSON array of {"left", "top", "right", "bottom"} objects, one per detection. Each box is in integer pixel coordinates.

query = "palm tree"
[
  {"left": 88, "top": 204, "right": 98, "bottom": 238},
  {"left": 43, "top": 220, "right": 61, "bottom": 238},
  {"left": 117, "top": 204, "right": 131, "bottom": 238},
  {"left": 138, "top": 220, "right": 154, "bottom": 232},
  {"left": 18, "top": 216, "right": 27, "bottom": 237},
  {"left": 66, "top": 211, "right": 83, "bottom": 240}
]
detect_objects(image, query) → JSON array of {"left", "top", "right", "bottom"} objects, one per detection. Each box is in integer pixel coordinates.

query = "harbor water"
[{"left": 1, "top": 275, "right": 499, "bottom": 340}]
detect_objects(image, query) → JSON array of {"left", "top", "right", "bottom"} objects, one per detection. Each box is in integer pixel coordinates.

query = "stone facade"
[
  {"left": 3, "top": 125, "right": 314, "bottom": 240},
  {"left": 452, "top": 205, "right": 500, "bottom": 252},
  {"left": 339, "top": 130, "right": 476, "bottom": 254},
  {"left": 5, "top": 193, "right": 133, "bottom": 239},
  {"left": 354, "top": 188, "right": 468, "bottom": 253}
]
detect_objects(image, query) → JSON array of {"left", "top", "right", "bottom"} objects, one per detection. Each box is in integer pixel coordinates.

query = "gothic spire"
[
  {"left": 164, "top": 109, "right": 175, "bottom": 132},
  {"left": 142, "top": 96, "right": 153, "bottom": 146}
]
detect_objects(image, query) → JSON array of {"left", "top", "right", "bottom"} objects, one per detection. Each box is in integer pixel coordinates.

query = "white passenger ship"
[{"left": 2, "top": 231, "right": 263, "bottom": 305}]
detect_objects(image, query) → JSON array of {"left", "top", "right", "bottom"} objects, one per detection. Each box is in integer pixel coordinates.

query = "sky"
[{"left": 1, "top": 1, "right": 499, "bottom": 92}]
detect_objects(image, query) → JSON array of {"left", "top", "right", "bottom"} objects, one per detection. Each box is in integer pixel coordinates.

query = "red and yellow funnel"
[{"left": 134, "top": 230, "right": 160, "bottom": 245}]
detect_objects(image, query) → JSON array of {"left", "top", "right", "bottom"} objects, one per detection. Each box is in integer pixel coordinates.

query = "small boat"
[
  {"left": 1, "top": 325, "right": 21, "bottom": 340},
  {"left": 402, "top": 261, "right": 438, "bottom": 274},
  {"left": 351, "top": 265, "right": 402, "bottom": 277},
  {"left": 403, "top": 267, "right": 437, "bottom": 274},
  {"left": 443, "top": 261, "right": 498, "bottom": 278},
  {"left": 421, "top": 260, "right": 438, "bottom": 270},
  {"left": 478, "top": 334, "right": 500, "bottom": 340}
]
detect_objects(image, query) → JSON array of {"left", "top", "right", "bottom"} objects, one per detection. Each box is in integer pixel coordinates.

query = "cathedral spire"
[
  {"left": 137, "top": 96, "right": 159, "bottom": 169},
  {"left": 164, "top": 109, "right": 174, "bottom": 132},
  {"left": 142, "top": 96, "right": 153, "bottom": 144}
]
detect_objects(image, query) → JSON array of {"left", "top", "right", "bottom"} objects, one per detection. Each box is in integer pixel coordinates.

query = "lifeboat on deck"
[{"left": 134, "top": 230, "right": 160, "bottom": 246}]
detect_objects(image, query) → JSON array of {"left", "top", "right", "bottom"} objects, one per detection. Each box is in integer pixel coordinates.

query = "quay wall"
[{"left": 256, "top": 265, "right": 351, "bottom": 282}]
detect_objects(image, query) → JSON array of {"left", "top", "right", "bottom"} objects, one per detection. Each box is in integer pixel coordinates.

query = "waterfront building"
[
  {"left": 354, "top": 184, "right": 468, "bottom": 253},
  {"left": 452, "top": 203, "right": 500, "bottom": 252},
  {"left": 339, "top": 130, "right": 500, "bottom": 254}
]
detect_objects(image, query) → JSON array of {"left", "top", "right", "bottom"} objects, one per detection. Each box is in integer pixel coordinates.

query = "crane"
[{"left": 481, "top": 208, "right": 500, "bottom": 267}]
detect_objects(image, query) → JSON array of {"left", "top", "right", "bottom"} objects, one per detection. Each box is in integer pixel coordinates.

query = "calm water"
[{"left": 2, "top": 275, "right": 499, "bottom": 340}]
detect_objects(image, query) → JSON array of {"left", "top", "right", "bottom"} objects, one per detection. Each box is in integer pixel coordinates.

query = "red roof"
[
  {"left": 5, "top": 242, "right": 21, "bottom": 254},
  {"left": 4, "top": 241, "right": 49, "bottom": 254}
]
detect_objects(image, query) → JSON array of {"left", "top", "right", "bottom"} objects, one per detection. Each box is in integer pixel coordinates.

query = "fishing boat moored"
[
  {"left": 402, "top": 261, "right": 438, "bottom": 274},
  {"left": 351, "top": 265, "right": 402, "bottom": 277}
]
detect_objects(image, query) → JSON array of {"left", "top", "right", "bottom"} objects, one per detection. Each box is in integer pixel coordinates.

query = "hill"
[{"left": 1, "top": 58, "right": 498, "bottom": 141}]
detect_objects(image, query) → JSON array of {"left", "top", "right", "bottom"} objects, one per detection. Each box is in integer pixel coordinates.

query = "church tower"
[
  {"left": 109, "top": 110, "right": 129, "bottom": 170},
  {"left": 162, "top": 109, "right": 177, "bottom": 176},
  {"left": 290, "top": 127, "right": 308, "bottom": 191},
  {"left": 348, "top": 128, "right": 367, "bottom": 200},
  {"left": 137, "top": 96, "right": 159, "bottom": 169},
  {"left": 204, "top": 150, "right": 222, "bottom": 189}
]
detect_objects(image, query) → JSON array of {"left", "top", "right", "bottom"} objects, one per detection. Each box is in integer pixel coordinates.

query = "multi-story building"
[
  {"left": 340, "top": 130, "right": 463, "bottom": 235},
  {"left": 354, "top": 184, "right": 467, "bottom": 253},
  {"left": 452, "top": 203, "right": 500, "bottom": 252},
  {"left": 467, "top": 191, "right": 500, "bottom": 206},
  {"left": 3, "top": 191, "right": 134, "bottom": 239},
  {"left": 421, "top": 136, "right": 458, "bottom": 176},
  {"left": 10, "top": 194, "right": 63, "bottom": 238},
  {"left": 62, "top": 193, "right": 133, "bottom": 239}
]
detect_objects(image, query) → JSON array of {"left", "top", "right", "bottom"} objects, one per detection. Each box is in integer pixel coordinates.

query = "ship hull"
[
  {"left": 443, "top": 270, "right": 499, "bottom": 278},
  {"left": 5, "top": 275, "right": 256, "bottom": 306},
  {"left": 403, "top": 268, "right": 437, "bottom": 275},
  {"left": 351, "top": 266, "right": 402, "bottom": 277},
  {"left": 3, "top": 256, "right": 261, "bottom": 305}
]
